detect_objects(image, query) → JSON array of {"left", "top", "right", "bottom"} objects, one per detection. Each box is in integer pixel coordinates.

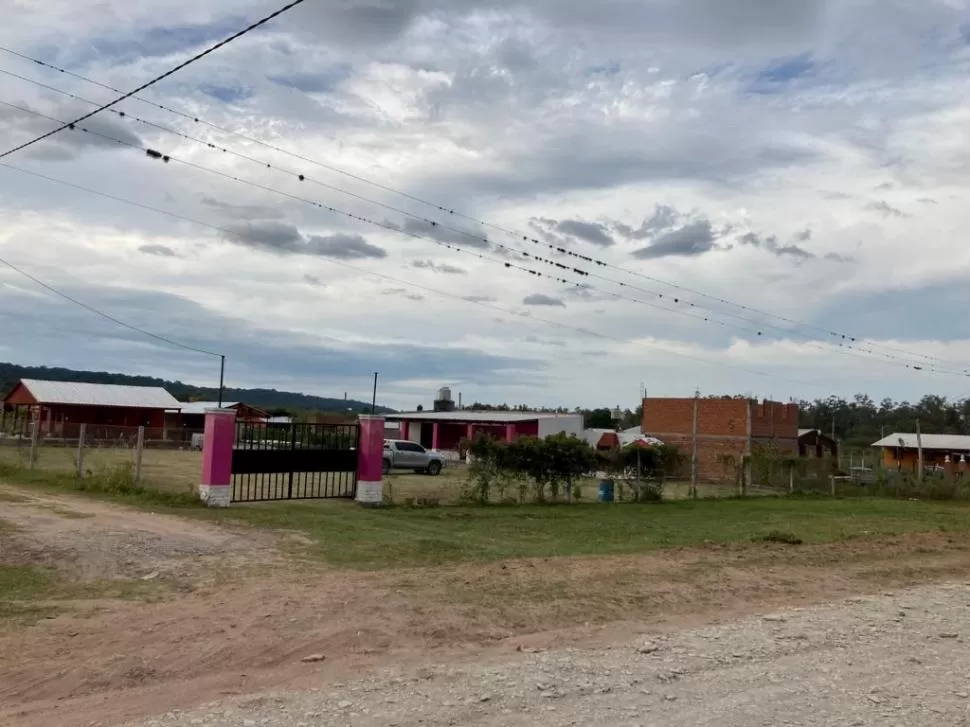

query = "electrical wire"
[
  {"left": 3, "top": 97, "right": 965, "bottom": 379},
  {"left": 1, "top": 44, "right": 957, "bottom": 370},
  {"left": 0, "top": 160, "right": 824, "bottom": 386},
  {"left": 0, "top": 0, "right": 306, "bottom": 160},
  {"left": 0, "top": 254, "right": 221, "bottom": 358}
]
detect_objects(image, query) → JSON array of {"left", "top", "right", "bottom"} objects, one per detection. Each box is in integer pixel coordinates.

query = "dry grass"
[
  {"left": 0, "top": 443, "right": 201, "bottom": 495},
  {"left": 382, "top": 466, "right": 751, "bottom": 505}
]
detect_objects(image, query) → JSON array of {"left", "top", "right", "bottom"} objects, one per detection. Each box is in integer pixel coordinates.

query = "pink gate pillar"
[
  {"left": 199, "top": 408, "right": 236, "bottom": 507},
  {"left": 356, "top": 415, "right": 385, "bottom": 506}
]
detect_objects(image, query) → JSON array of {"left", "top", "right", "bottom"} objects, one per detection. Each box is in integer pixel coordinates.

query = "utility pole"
[
  {"left": 690, "top": 389, "right": 699, "bottom": 500},
  {"left": 217, "top": 355, "right": 225, "bottom": 408},
  {"left": 371, "top": 372, "right": 379, "bottom": 415},
  {"left": 916, "top": 419, "right": 924, "bottom": 483}
]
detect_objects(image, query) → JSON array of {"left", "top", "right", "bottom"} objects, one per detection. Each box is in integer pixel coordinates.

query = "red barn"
[{"left": 2, "top": 379, "right": 181, "bottom": 435}]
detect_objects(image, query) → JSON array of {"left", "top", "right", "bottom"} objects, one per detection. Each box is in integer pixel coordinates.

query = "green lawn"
[{"left": 200, "top": 496, "right": 970, "bottom": 570}]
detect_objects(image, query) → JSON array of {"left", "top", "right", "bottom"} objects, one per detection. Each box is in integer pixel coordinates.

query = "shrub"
[{"left": 755, "top": 530, "right": 803, "bottom": 545}]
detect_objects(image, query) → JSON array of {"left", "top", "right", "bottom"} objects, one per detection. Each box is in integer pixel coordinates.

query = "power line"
[
  {"left": 0, "top": 254, "right": 221, "bottom": 358},
  {"left": 0, "top": 161, "right": 822, "bottom": 386},
  {"left": 1, "top": 44, "right": 957, "bottom": 370},
  {"left": 3, "top": 98, "right": 964, "bottom": 380},
  {"left": 0, "top": 0, "right": 306, "bottom": 160}
]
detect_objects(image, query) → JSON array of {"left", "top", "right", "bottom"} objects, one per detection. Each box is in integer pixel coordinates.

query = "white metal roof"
[
  {"left": 872, "top": 432, "right": 970, "bottom": 450},
  {"left": 798, "top": 428, "right": 819, "bottom": 437},
  {"left": 17, "top": 379, "right": 181, "bottom": 409},
  {"left": 385, "top": 411, "right": 583, "bottom": 423},
  {"left": 178, "top": 401, "right": 240, "bottom": 415}
]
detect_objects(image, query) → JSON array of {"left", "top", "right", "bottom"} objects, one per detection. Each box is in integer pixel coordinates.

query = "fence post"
[
  {"left": 199, "top": 408, "right": 236, "bottom": 507},
  {"left": 76, "top": 423, "right": 86, "bottom": 478},
  {"left": 28, "top": 420, "right": 39, "bottom": 469},
  {"left": 134, "top": 426, "right": 145, "bottom": 484},
  {"left": 356, "top": 415, "right": 385, "bottom": 506},
  {"left": 788, "top": 461, "right": 795, "bottom": 494}
]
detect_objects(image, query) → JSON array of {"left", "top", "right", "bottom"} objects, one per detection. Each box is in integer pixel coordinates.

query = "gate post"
[
  {"left": 200, "top": 408, "right": 236, "bottom": 507},
  {"left": 356, "top": 415, "right": 385, "bottom": 506}
]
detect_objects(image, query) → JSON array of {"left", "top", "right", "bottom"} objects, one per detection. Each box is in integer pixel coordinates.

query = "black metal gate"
[{"left": 231, "top": 422, "right": 359, "bottom": 503}]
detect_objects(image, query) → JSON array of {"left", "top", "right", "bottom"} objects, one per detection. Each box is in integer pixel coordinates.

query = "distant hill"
[{"left": 0, "top": 362, "right": 395, "bottom": 414}]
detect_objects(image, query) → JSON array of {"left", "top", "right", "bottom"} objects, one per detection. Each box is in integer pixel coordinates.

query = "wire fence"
[{"left": 0, "top": 422, "right": 204, "bottom": 496}]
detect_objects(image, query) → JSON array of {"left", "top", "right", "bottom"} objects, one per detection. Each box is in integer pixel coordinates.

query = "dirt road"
[{"left": 130, "top": 582, "right": 970, "bottom": 726}]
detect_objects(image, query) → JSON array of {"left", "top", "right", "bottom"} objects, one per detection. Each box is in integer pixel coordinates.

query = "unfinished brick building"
[{"left": 642, "top": 397, "right": 799, "bottom": 480}]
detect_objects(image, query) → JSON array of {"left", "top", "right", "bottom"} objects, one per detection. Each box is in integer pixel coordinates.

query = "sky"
[{"left": 1, "top": 0, "right": 970, "bottom": 411}]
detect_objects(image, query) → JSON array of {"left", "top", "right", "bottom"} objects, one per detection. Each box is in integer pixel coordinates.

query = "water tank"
[
  {"left": 433, "top": 386, "right": 456, "bottom": 413},
  {"left": 437, "top": 386, "right": 452, "bottom": 403}
]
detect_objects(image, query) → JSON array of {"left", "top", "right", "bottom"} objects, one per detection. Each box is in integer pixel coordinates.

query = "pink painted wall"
[
  {"left": 201, "top": 409, "right": 236, "bottom": 486},
  {"left": 357, "top": 415, "right": 385, "bottom": 482}
]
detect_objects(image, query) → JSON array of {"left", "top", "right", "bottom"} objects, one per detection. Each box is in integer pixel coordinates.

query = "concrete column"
[
  {"left": 199, "top": 408, "right": 236, "bottom": 507},
  {"left": 400, "top": 420, "right": 409, "bottom": 441},
  {"left": 467, "top": 424, "right": 474, "bottom": 441},
  {"left": 505, "top": 423, "right": 515, "bottom": 442},
  {"left": 432, "top": 422, "right": 440, "bottom": 450},
  {"left": 356, "top": 415, "right": 385, "bottom": 506}
]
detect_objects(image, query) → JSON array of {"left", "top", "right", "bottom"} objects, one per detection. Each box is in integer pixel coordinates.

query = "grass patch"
[
  {"left": 0, "top": 563, "right": 167, "bottom": 627},
  {"left": 0, "top": 460, "right": 201, "bottom": 509},
  {"left": 755, "top": 529, "right": 804, "bottom": 545},
  {"left": 192, "top": 496, "right": 970, "bottom": 570}
]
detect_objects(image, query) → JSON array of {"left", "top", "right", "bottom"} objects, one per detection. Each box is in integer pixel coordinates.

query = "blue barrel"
[{"left": 598, "top": 479, "right": 615, "bottom": 503}]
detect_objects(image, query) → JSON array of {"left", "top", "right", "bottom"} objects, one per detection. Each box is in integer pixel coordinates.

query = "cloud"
[
  {"left": 307, "top": 233, "right": 387, "bottom": 260},
  {"left": 137, "top": 244, "right": 178, "bottom": 258},
  {"left": 463, "top": 295, "right": 496, "bottom": 303},
  {"left": 303, "top": 274, "right": 324, "bottom": 286},
  {"left": 523, "top": 293, "right": 566, "bottom": 307},
  {"left": 201, "top": 196, "right": 284, "bottom": 219},
  {"left": 632, "top": 221, "right": 718, "bottom": 260},
  {"left": 383, "top": 287, "right": 424, "bottom": 301},
  {"left": 866, "top": 200, "right": 909, "bottom": 218},
  {"left": 224, "top": 222, "right": 386, "bottom": 260},
  {"left": 616, "top": 205, "right": 681, "bottom": 240},
  {"left": 738, "top": 232, "right": 815, "bottom": 260},
  {"left": 0, "top": 101, "right": 143, "bottom": 160},
  {"left": 396, "top": 218, "right": 489, "bottom": 249},
  {"left": 554, "top": 219, "right": 615, "bottom": 247},
  {"left": 795, "top": 229, "right": 812, "bottom": 242},
  {"left": 411, "top": 259, "right": 467, "bottom": 275}
]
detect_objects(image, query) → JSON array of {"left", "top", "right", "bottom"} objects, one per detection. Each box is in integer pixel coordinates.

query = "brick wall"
[{"left": 642, "top": 397, "right": 800, "bottom": 481}]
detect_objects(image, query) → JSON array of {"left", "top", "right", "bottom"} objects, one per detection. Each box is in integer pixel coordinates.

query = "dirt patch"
[
  {"left": 0, "top": 485, "right": 275, "bottom": 582},
  {"left": 2, "top": 485, "right": 970, "bottom": 727}
]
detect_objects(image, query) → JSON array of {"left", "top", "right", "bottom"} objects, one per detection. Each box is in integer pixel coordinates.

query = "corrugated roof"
[
  {"left": 872, "top": 432, "right": 970, "bottom": 450},
  {"left": 178, "top": 401, "right": 240, "bottom": 415},
  {"left": 385, "top": 411, "right": 582, "bottom": 423},
  {"left": 798, "top": 429, "right": 818, "bottom": 437},
  {"left": 16, "top": 379, "right": 181, "bottom": 409}
]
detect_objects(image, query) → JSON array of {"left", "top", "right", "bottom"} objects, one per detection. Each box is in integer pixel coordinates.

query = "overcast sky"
[{"left": 1, "top": 0, "right": 970, "bottom": 410}]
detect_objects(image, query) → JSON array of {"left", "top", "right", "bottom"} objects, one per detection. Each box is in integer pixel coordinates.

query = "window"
[{"left": 396, "top": 442, "right": 426, "bottom": 453}]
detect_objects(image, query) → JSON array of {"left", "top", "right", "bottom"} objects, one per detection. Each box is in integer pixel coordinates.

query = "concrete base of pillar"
[
  {"left": 356, "top": 480, "right": 383, "bottom": 506},
  {"left": 199, "top": 484, "right": 231, "bottom": 507}
]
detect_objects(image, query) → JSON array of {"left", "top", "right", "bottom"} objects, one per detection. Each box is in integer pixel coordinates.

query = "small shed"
[
  {"left": 176, "top": 401, "right": 269, "bottom": 430},
  {"left": 798, "top": 429, "right": 838, "bottom": 459}
]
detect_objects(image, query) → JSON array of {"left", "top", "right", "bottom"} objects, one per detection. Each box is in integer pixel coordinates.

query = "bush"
[
  {"left": 755, "top": 530, "right": 803, "bottom": 545},
  {"left": 464, "top": 433, "right": 598, "bottom": 504}
]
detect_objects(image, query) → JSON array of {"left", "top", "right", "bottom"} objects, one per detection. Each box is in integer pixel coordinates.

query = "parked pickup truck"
[{"left": 383, "top": 440, "right": 445, "bottom": 476}]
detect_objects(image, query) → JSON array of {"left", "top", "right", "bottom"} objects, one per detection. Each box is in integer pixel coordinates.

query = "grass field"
[
  {"left": 200, "top": 496, "right": 970, "bottom": 569},
  {"left": 0, "top": 443, "right": 201, "bottom": 496}
]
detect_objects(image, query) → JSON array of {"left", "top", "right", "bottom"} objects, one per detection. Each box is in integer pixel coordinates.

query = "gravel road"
[{"left": 132, "top": 582, "right": 970, "bottom": 727}]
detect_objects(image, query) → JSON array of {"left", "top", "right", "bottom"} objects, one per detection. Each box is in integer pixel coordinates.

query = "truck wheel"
[
  {"left": 382, "top": 459, "right": 391, "bottom": 475},
  {"left": 426, "top": 461, "right": 442, "bottom": 476}
]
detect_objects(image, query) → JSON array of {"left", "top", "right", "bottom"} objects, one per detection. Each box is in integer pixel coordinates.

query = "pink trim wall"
[
  {"left": 357, "top": 415, "right": 385, "bottom": 482},
  {"left": 201, "top": 409, "right": 235, "bottom": 487}
]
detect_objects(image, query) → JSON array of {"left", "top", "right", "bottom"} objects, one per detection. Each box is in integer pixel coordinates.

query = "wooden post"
[
  {"left": 28, "top": 420, "right": 39, "bottom": 469},
  {"left": 916, "top": 420, "right": 924, "bottom": 484},
  {"left": 134, "top": 426, "right": 145, "bottom": 484},
  {"left": 741, "top": 399, "right": 752, "bottom": 496},
  {"left": 690, "top": 390, "right": 699, "bottom": 499},
  {"left": 788, "top": 462, "right": 795, "bottom": 494},
  {"left": 76, "top": 423, "right": 86, "bottom": 478},
  {"left": 830, "top": 475, "right": 836, "bottom": 497}
]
